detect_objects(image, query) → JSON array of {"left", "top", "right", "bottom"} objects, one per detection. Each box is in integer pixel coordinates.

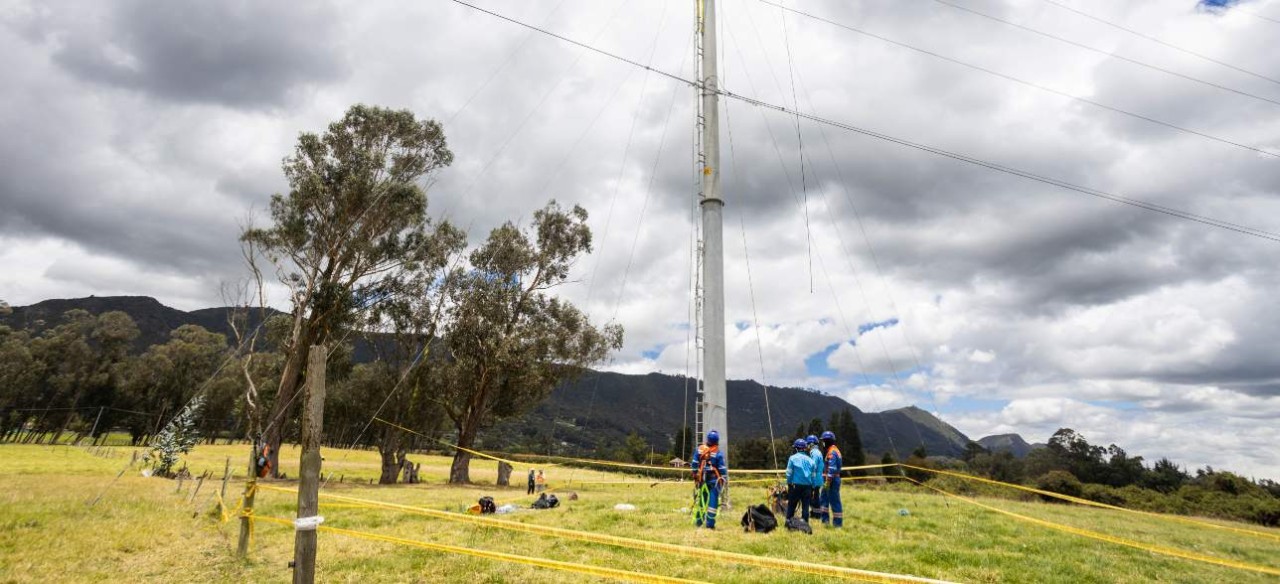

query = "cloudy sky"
[{"left": 2, "top": 0, "right": 1279, "bottom": 479}]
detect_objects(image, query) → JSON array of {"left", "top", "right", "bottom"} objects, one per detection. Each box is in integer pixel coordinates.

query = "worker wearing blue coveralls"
[
  {"left": 806, "top": 434, "right": 824, "bottom": 522},
  {"left": 691, "top": 429, "right": 727, "bottom": 529},
  {"left": 820, "top": 430, "right": 844, "bottom": 527},
  {"left": 785, "top": 439, "right": 816, "bottom": 521}
]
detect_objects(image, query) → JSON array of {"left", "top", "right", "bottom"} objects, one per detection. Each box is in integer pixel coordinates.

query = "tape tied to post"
[{"left": 294, "top": 515, "right": 325, "bottom": 531}]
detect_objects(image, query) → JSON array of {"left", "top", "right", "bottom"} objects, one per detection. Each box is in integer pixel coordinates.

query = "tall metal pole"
[{"left": 699, "top": 0, "right": 728, "bottom": 459}]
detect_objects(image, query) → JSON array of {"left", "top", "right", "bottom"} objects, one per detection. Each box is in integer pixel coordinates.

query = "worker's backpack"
[
  {"left": 532, "top": 493, "right": 560, "bottom": 509},
  {"left": 784, "top": 516, "right": 813, "bottom": 535},
  {"left": 741, "top": 504, "right": 778, "bottom": 533},
  {"left": 478, "top": 496, "right": 496, "bottom": 514}
]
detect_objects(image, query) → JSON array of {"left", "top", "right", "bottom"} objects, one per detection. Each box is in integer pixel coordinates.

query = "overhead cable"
[
  {"left": 734, "top": 1, "right": 921, "bottom": 452},
  {"left": 778, "top": 2, "right": 815, "bottom": 293},
  {"left": 1237, "top": 7, "right": 1280, "bottom": 25},
  {"left": 928, "top": 0, "right": 1280, "bottom": 108},
  {"left": 1039, "top": 0, "right": 1280, "bottom": 87},
  {"left": 760, "top": 0, "right": 1280, "bottom": 160},
  {"left": 447, "top": 0, "right": 1280, "bottom": 245}
]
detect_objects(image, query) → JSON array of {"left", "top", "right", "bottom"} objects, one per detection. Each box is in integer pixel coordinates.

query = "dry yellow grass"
[{"left": 1, "top": 443, "right": 1277, "bottom": 583}]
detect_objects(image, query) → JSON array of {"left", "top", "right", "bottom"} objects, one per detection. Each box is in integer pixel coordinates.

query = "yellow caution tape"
[
  {"left": 901, "top": 464, "right": 1280, "bottom": 543},
  {"left": 734, "top": 475, "right": 900, "bottom": 487},
  {"left": 376, "top": 417, "right": 573, "bottom": 471},
  {"left": 319, "top": 502, "right": 380, "bottom": 510},
  {"left": 558, "top": 479, "right": 690, "bottom": 486},
  {"left": 483, "top": 449, "right": 901, "bottom": 477},
  {"left": 252, "top": 515, "right": 703, "bottom": 584},
  {"left": 905, "top": 478, "right": 1280, "bottom": 577},
  {"left": 378, "top": 425, "right": 902, "bottom": 480},
  {"left": 257, "top": 484, "right": 954, "bottom": 583},
  {"left": 505, "top": 452, "right": 684, "bottom": 473}
]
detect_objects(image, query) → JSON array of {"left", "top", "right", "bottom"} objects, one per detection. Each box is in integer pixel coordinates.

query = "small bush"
[
  {"left": 1035, "top": 470, "right": 1083, "bottom": 501},
  {"left": 1080, "top": 483, "right": 1126, "bottom": 506}
]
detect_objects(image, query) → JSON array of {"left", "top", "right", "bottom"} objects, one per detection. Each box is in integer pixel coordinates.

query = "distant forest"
[{"left": 3, "top": 304, "right": 1278, "bottom": 526}]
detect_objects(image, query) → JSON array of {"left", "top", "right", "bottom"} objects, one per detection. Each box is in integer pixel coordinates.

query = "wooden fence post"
[
  {"left": 293, "top": 345, "right": 327, "bottom": 584},
  {"left": 236, "top": 452, "right": 257, "bottom": 558},
  {"left": 220, "top": 456, "right": 231, "bottom": 506}
]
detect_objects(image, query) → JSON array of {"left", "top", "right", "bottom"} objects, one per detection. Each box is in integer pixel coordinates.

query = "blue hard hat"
[
  {"left": 821, "top": 430, "right": 836, "bottom": 441},
  {"left": 706, "top": 430, "right": 719, "bottom": 445},
  {"left": 805, "top": 435, "right": 818, "bottom": 445},
  {"left": 793, "top": 439, "right": 807, "bottom": 450}
]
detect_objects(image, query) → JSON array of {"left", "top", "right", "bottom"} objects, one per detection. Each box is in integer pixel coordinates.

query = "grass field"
[{"left": 0, "top": 443, "right": 1277, "bottom": 583}]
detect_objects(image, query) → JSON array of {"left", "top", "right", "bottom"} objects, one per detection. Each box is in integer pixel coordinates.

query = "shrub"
[
  {"left": 1080, "top": 483, "right": 1127, "bottom": 506},
  {"left": 1035, "top": 470, "right": 1083, "bottom": 501}
]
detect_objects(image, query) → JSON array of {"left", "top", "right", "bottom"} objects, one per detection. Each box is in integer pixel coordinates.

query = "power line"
[
  {"left": 745, "top": 2, "right": 926, "bottom": 451},
  {"left": 610, "top": 3, "right": 682, "bottom": 325},
  {"left": 928, "top": 0, "right": 1280, "bottom": 108},
  {"left": 725, "top": 5, "right": 908, "bottom": 454},
  {"left": 760, "top": 0, "right": 1280, "bottom": 160},
  {"left": 721, "top": 21, "right": 780, "bottom": 470},
  {"left": 445, "top": 0, "right": 572, "bottom": 125},
  {"left": 584, "top": 0, "right": 666, "bottom": 309},
  {"left": 779, "top": 2, "right": 815, "bottom": 293},
  {"left": 1237, "top": 7, "right": 1280, "bottom": 25},
  {"left": 793, "top": 62, "right": 939, "bottom": 425},
  {"left": 723, "top": 89, "right": 1280, "bottom": 243},
  {"left": 1039, "top": 0, "right": 1280, "bottom": 87},
  {"left": 442, "top": 0, "right": 635, "bottom": 219},
  {"left": 447, "top": 0, "right": 1280, "bottom": 245}
]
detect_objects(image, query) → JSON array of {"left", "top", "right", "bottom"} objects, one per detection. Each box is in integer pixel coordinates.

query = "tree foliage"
[
  {"left": 144, "top": 396, "right": 204, "bottom": 478},
  {"left": 240, "top": 104, "right": 457, "bottom": 475},
  {"left": 435, "top": 201, "right": 623, "bottom": 483}
]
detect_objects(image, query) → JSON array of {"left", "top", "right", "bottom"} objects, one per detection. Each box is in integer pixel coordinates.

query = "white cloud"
[
  {"left": 840, "top": 385, "right": 916, "bottom": 412},
  {"left": 968, "top": 349, "right": 995, "bottom": 364}
]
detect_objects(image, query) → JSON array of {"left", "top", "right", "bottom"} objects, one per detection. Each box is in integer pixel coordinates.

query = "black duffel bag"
[{"left": 741, "top": 504, "right": 778, "bottom": 533}]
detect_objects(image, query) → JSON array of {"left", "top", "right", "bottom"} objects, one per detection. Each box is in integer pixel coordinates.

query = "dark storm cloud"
[{"left": 43, "top": 1, "right": 347, "bottom": 108}]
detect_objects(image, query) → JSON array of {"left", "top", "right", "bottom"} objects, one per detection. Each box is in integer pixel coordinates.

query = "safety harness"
[{"left": 694, "top": 444, "right": 722, "bottom": 485}]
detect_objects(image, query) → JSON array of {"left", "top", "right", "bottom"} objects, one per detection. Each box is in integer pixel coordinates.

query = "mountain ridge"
[{"left": 3, "top": 295, "right": 980, "bottom": 458}]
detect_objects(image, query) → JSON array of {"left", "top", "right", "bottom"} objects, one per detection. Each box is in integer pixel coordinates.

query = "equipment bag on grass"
[
  {"left": 741, "top": 504, "right": 778, "bottom": 533},
  {"left": 531, "top": 493, "right": 559, "bottom": 509},
  {"left": 784, "top": 516, "right": 813, "bottom": 535}
]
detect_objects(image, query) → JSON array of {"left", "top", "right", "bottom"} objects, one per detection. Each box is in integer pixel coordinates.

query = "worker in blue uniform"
[
  {"left": 806, "top": 434, "right": 824, "bottom": 522},
  {"left": 691, "top": 429, "right": 727, "bottom": 529},
  {"left": 820, "top": 430, "right": 844, "bottom": 527},
  {"left": 785, "top": 438, "right": 816, "bottom": 521}
]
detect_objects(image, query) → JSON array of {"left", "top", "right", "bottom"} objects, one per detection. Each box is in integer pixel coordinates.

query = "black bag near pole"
[{"left": 741, "top": 504, "right": 778, "bottom": 533}]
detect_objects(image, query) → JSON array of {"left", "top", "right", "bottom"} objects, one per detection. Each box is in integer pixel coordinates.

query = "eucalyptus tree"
[
  {"left": 436, "top": 202, "right": 623, "bottom": 484},
  {"left": 241, "top": 104, "right": 455, "bottom": 475},
  {"left": 119, "top": 324, "right": 227, "bottom": 444},
  {"left": 347, "top": 220, "right": 465, "bottom": 484}
]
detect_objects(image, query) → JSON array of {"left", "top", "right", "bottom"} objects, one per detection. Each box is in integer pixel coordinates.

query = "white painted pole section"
[{"left": 700, "top": 0, "right": 728, "bottom": 459}]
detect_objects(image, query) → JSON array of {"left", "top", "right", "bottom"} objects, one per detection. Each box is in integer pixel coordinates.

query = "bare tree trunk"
[
  {"left": 264, "top": 355, "right": 306, "bottom": 478},
  {"left": 448, "top": 416, "right": 481, "bottom": 484},
  {"left": 378, "top": 431, "right": 405, "bottom": 485},
  {"left": 52, "top": 410, "right": 77, "bottom": 445},
  {"left": 264, "top": 322, "right": 317, "bottom": 477},
  {"left": 448, "top": 450, "right": 472, "bottom": 485}
]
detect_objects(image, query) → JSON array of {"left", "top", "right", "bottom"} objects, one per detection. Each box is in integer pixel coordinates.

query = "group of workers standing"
[
  {"left": 689, "top": 429, "right": 845, "bottom": 530},
  {"left": 525, "top": 469, "right": 546, "bottom": 495},
  {"left": 785, "top": 432, "right": 843, "bottom": 527}
]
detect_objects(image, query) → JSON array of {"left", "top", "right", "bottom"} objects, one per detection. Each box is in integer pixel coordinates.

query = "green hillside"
[{"left": 488, "top": 371, "right": 971, "bottom": 460}]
